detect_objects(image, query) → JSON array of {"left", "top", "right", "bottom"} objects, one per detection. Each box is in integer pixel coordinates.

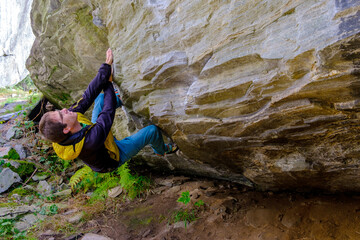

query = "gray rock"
[
  {"left": 81, "top": 233, "right": 113, "bottom": 240},
  {"left": 32, "top": 174, "right": 50, "bottom": 181},
  {"left": 10, "top": 193, "right": 21, "bottom": 202},
  {"left": 53, "top": 189, "right": 72, "bottom": 198},
  {"left": 0, "top": 112, "right": 22, "bottom": 123},
  {"left": 23, "top": 185, "right": 35, "bottom": 191},
  {"left": 3, "top": 159, "right": 21, "bottom": 168},
  {"left": 5, "top": 127, "right": 16, "bottom": 140},
  {"left": 14, "top": 213, "right": 45, "bottom": 231},
  {"left": 0, "top": 147, "right": 11, "bottom": 158},
  {"left": 13, "top": 145, "right": 27, "bottom": 159},
  {"left": 67, "top": 212, "right": 84, "bottom": 224},
  {"left": 0, "top": 205, "right": 40, "bottom": 218},
  {"left": 108, "top": 186, "right": 122, "bottom": 198},
  {"left": 27, "top": 0, "right": 360, "bottom": 192},
  {"left": 0, "top": 137, "right": 6, "bottom": 145},
  {"left": 0, "top": 168, "right": 21, "bottom": 193},
  {"left": 36, "top": 180, "right": 52, "bottom": 195}
]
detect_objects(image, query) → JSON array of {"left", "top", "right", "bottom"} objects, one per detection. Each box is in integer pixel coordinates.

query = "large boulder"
[{"left": 27, "top": 0, "right": 360, "bottom": 191}]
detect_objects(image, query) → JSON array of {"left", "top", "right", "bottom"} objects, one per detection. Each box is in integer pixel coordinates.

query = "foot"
[
  {"left": 112, "top": 82, "right": 123, "bottom": 106},
  {"left": 165, "top": 143, "right": 179, "bottom": 154}
]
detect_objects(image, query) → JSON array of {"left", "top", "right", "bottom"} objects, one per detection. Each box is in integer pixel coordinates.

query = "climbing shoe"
[
  {"left": 165, "top": 143, "right": 179, "bottom": 155},
  {"left": 112, "top": 82, "right": 123, "bottom": 106}
]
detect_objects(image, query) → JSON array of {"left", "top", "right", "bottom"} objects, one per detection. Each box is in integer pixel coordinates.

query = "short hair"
[{"left": 39, "top": 112, "right": 69, "bottom": 143}]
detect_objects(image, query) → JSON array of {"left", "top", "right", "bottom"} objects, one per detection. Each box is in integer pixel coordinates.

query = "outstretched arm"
[{"left": 70, "top": 49, "right": 113, "bottom": 114}]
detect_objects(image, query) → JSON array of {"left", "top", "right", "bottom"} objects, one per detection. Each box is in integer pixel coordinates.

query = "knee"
[{"left": 146, "top": 125, "right": 160, "bottom": 136}]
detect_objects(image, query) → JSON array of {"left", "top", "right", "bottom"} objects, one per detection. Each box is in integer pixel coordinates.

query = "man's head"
[{"left": 39, "top": 108, "right": 79, "bottom": 143}]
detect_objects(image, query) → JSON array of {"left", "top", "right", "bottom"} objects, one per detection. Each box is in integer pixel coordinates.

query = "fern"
[
  {"left": 117, "top": 163, "right": 151, "bottom": 199},
  {"left": 90, "top": 175, "right": 120, "bottom": 202},
  {"left": 117, "top": 163, "right": 134, "bottom": 190},
  {"left": 69, "top": 165, "right": 92, "bottom": 190},
  {"left": 70, "top": 162, "right": 151, "bottom": 200}
]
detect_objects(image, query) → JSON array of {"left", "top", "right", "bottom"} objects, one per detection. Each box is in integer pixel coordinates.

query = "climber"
[{"left": 39, "top": 48, "right": 178, "bottom": 173}]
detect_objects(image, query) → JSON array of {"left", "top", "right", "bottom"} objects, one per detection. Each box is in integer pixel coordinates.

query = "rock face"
[
  {"left": 27, "top": 0, "right": 360, "bottom": 192},
  {"left": 0, "top": 0, "right": 35, "bottom": 87}
]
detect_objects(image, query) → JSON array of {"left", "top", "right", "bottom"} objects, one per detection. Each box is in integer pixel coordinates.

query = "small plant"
[
  {"left": 0, "top": 218, "right": 26, "bottom": 240},
  {"left": 39, "top": 153, "right": 70, "bottom": 173},
  {"left": 177, "top": 191, "right": 191, "bottom": 205},
  {"left": 38, "top": 204, "right": 58, "bottom": 216},
  {"left": 170, "top": 191, "right": 205, "bottom": 228}
]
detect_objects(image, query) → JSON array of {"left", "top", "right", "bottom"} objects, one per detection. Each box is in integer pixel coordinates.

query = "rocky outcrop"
[
  {"left": 27, "top": 0, "right": 360, "bottom": 191},
  {"left": 0, "top": 0, "right": 35, "bottom": 87}
]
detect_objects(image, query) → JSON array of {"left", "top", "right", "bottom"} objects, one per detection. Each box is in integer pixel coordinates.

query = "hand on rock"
[{"left": 106, "top": 48, "right": 113, "bottom": 65}]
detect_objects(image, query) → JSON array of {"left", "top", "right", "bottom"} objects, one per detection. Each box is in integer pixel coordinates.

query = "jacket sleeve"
[
  {"left": 69, "top": 63, "right": 111, "bottom": 114},
  {"left": 82, "top": 82, "right": 117, "bottom": 150}
]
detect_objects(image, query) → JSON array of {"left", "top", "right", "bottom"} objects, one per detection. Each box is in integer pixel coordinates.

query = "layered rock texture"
[
  {"left": 27, "top": 0, "right": 360, "bottom": 191},
  {"left": 0, "top": 0, "right": 35, "bottom": 87}
]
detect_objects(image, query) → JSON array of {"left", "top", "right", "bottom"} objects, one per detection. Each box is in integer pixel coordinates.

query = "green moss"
[
  {"left": 0, "top": 202, "right": 18, "bottom": 208},
  {"left": 74, "top": 7, "right": 108, "bottom": 45},
  {"left": 9, "top": 160, "right": 35, "bottom": 178},
  {"left": 3, "top": 149, "right": 20, "bottom": 160},
  {"left": 282, "top": 8, "right": 295, "bottom": 17},
  {"left": 36, "top": 172, "right": 50, "bottom": 177},
  {"left": 9, "top": 187, "right": 35, "bottom": 197},
  {"left": 48, "top": 66, "right": 58, "bottom": 80}
]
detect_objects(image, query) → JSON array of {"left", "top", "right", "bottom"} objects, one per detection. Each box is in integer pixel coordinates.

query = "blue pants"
[{"left": 91, "top": 93, "right": 167, "bottom": 164}]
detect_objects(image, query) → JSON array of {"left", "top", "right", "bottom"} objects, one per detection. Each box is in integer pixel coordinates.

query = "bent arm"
[
  {"left": 69, "top": 63, "right": 112, "bottom": 114},
  {"left": 82, "top": 81, "right": 117, "bottom": 149}
]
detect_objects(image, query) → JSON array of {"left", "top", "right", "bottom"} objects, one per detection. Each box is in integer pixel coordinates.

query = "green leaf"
[{"left": 177, "top": 191, "right": 191, "bottom": 205}]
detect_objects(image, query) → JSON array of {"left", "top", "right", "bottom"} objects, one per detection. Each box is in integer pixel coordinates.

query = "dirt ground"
[
  {"left": 58, "top": 175, "right": 360, "bottom": 240},
  {"left": 2, "top": 104, "right": 359, "bottom": 240}
]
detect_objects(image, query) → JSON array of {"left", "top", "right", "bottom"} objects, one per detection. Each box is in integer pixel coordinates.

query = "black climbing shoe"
[{"left": 165, "top": 143, "right": 179, "bottom": 154}]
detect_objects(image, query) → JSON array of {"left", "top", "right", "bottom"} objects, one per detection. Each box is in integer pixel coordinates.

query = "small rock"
[
  {"left": 0, "top": 168, "right": 21, "bottom": 193},
  {"left": 81, "top": 233, "right": 113, "bottom": 240},
  {"left": 0, "top": 147, "right": 11, "bottom": 158},
  {"left": 68, "top": 212, "right": 84, "bottom": 224},
  {"left": 14, "top": 213, "right": 45, "bottom": 231},
  {"left": 53, "top": 189, "right": 72, "bottom": 198},
  {"left": 86, "top": 191, "right": 93, "bottom": 197},
  {"left": 0, "top": 158, "right": 20, "bottom": 168},
  {"left": 0, "top": 137, "right": 6, "bottom": 145},
  {"left": 23, "top": 185, "right": 35, "bottom": 191},
  {"left": 5, "top": 127, "right": 16, "bottom": 140},
  {"left": 10, "top": 193, "right": 21, "bottom": 202},
  {"left": 57, "top": 182, "right": 68, "bottom": 191},
  {"left": 173, "top": 221, "right": 187, "bottom": 229},
  {"left": 108, "top": 186, "right": 122, "bottom": 198},
  {"left": 0, "top": 205, "right": 40, "bottom": 218},
  {"left": 62, "top": 209, "right": 79, "bottom": 216},
  {"left": 37, "top": 180, "right": 52, "bottom": 195},
  {"left": 32, "top": 174, "right": 50, "bottom": 181},
  {"left": 155, "top": 178, "right": 173, "bottom": 187},
  {"left": 39, "top": 230, "right": 57, "bottom": 238},
  {"left": 13, "top": 145, "right": 27, "bottom": 159},
  {"left": 0, "top": 113, "right": 19, "bottom": 124}
]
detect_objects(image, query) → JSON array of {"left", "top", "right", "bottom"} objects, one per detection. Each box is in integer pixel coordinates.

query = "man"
[{"left": 39, "top": 49, "right": 177, "bottom": 173}]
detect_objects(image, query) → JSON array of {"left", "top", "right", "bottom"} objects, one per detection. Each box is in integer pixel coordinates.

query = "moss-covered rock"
[
  {"left": 9, "top": 187, "right": 36, "bottom": 197},
  {"left": 8, "top": 160, "right": 35, "bottom": 179}
]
